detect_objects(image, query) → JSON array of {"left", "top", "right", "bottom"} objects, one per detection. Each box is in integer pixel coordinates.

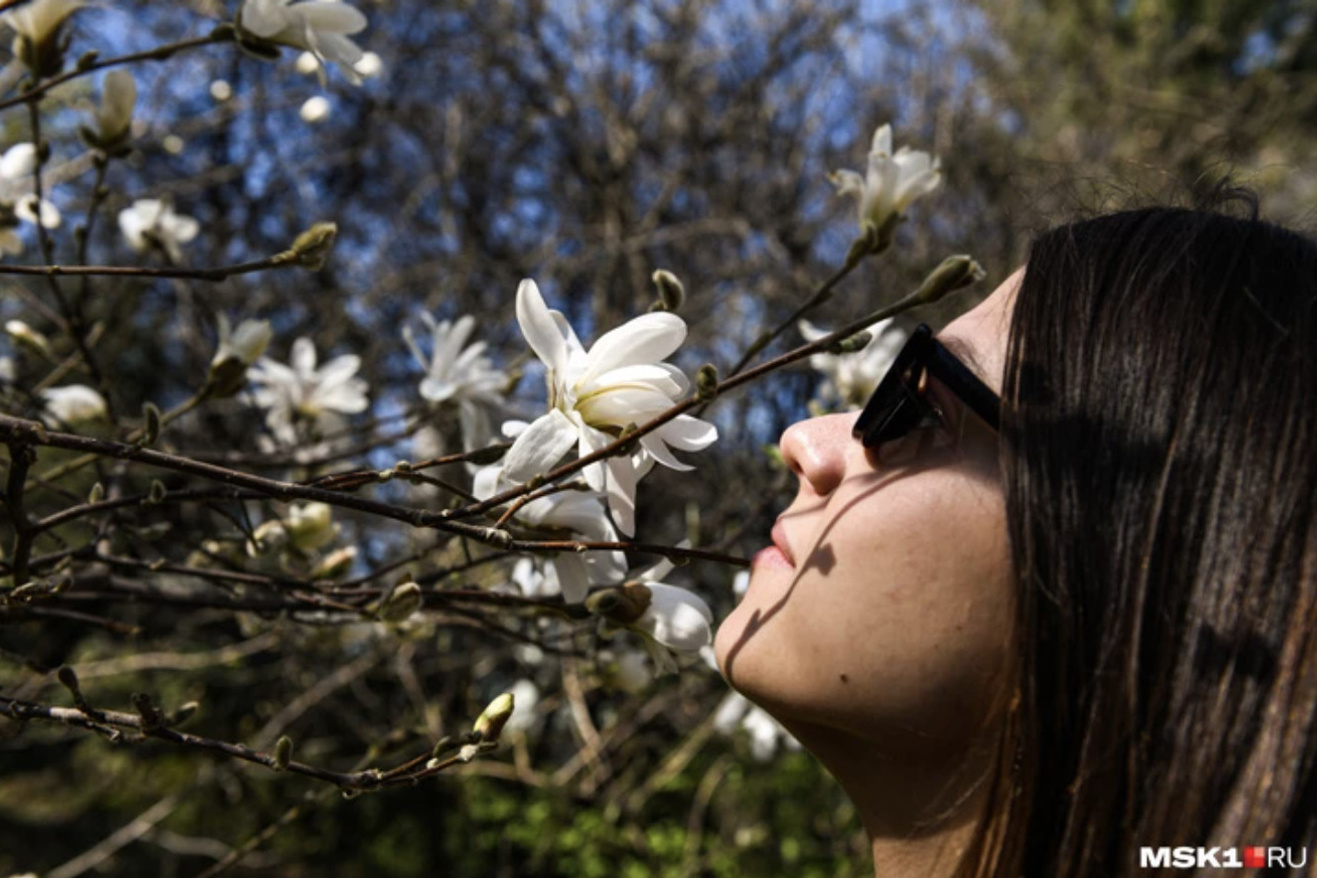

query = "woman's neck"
[{"left": 786, "top": 722, "right": 994, "bottom": 877}]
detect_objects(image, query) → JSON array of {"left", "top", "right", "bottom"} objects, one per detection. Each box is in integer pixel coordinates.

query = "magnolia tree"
[{"left": 0, "top": 0, "right": 983, "bottom": 872}]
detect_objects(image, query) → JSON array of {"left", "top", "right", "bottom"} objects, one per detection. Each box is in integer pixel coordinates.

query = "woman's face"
[{"left": 715, "top": 273, "right": 1019, "bottom": 757}]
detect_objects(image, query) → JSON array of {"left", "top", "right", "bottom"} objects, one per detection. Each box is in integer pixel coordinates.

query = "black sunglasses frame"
[{"left": 851, "top": 323, "right": 1001, "bottom": 448}]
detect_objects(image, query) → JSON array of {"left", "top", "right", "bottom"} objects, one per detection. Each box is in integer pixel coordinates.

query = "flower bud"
[
  {"left": 585, "top": 583, "right": 653, "bottom": 625},
  {"left": 148, "top": 479, "right": 167, "bottom": 503},
  {"left": 696, "top": 364, "right": 718, "bottom": 401},
  {"left": 651, "top": 269, "right": 685, "bottom": 312},
  {"left": 826, "top": 330, "right": 872, "bottom": 355},
  {"left": 8, "top": 0, "right": 87, "bottom": 77},
  {"left": 284, "top": 501, "right": 335, "bottom": 552},
  {"left": 472, "top": 692, "right": 515, "bottom": 743},
  {"left": 288, "top": 222, "right": 338, "bottom": 271},
  {"left": 310, "top": 546, "right": 357, "bottom": 580},
  {"left": 273, "top": 735, "right": 293, "bottom": 770},
  {"left": 5, "top": 320, "right": 51, "bottom": 358},
  {"left": 87, "top": 482, "right": 104, "bottom": 504},
  {"left": 142, "top": 402, "right": 161, "bottom": 446},
  {"left": 247, "top": 519, "right": 288, "bottom": 557},
  {"left": 378, "top": 581, "right": 422, "bottom": 622},
  {"left": 131, "top": 692, "right": 164, "bottom": 730},
  {"left": 80, "top": 69, "right": 136, "bottom": 155},
  {"left": 57, "top": 665, "right": 80, "bottom": 695},
  {"left": 914, "top": 255, "right": 986, "bottom": 305}
]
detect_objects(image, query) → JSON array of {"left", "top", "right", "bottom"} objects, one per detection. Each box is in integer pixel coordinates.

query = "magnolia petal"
[
  {"left": 313, "top": 353, "right": 361, "bottom": 389},
  {"left": 656, "top": 414, "right": 717, "bottom": 451},
  {"left": 0, "top": 143, "right": 36, "bottom": 180},
  {"left": 529, "top": 490, "right": 611, "bottom": 537},
  {"left": 167, "top": 213, "right": 200, "bottom": 243},
  {"left": 584, "top": 546, "right": 628, "bottom": 586},
  {"left": 870, "top": 123, "right": 892, "bottom": 155},
  {"left": 239, "top": 0, "right": 289, "bottom": 38},
  {"left": 101, "top": 70, "right": 137, "bottom": 132},
  {"left": 588, "top": 363, "right": 688, "bottom": 398},
  {"left": 578, "top": 312, "right": 686, "bottom": 386},
  {"left": 15, "top": 195, "right": 60, "bottom": 229},
  {"left": 638, "top": 432, "right": 692, "bottom": 471},
  {"left": 713, "top": 692, "right": 750, "bottom": 733},
  {"left": 457, "top": 399, "right": 493, "bottom": 451},
  {"left": 552, "top": 552, "right": 590, "bottom": 604},
  {"left": 433, "top": 315, "right": 475, "bottom": 375},
  {"left": 313, "top": 377, "right": 369, "bottom": 413},
  {"left": 502, "top": 409, "right": 578, "bottom": 481},
  {"left": 311, "top": 31, "right": 365, "bottom": 70},
  {"left": 290, "top": 337, "right": 318, "bottom": 376},
  {"left": 640, "top": 635, "right": 679, "bottom": 676},
  {"left": 576, "top": 385, "right": 673, "bottom": 426},
  {"left": 516, "top": 279, "right": 569, "bottom": 374},
  {"left": 638, "top": 583, "right": 713, "bottom": 651},
  {"left": 797, "top": 318, "right": 829, "bottom": 343},
  {"left": 604, "top": 452, "right": 639, "bottom": 537},
  {"left": 296, "top": 2, "right": 368, "bottom": 34}
]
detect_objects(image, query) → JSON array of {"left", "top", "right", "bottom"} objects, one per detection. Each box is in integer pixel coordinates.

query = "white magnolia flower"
[
  {"left": 40, "top": 384, "right": 106, "bottom": 427},
  {"left": 208, "top": 314, "right": 272, "bottom": 397},
  {"left": 0, "top": 144, "right": 60, "bottom": 231},
  {"left": 591, "top": 553, "right": 713, "bottom": 675},
  {"left": 404, "top": 312, "right": 506, "bottom": 452},
  {"left": 0, "top": 355, "right": 14, "bottom": 382},
  {"left": 248, "top": 337, "right": 370, "bottom": 445},
  {"left": 239, "top": 0, "right": 369, "bottom": 84},
  {"left": 3, "top": 0, "right": 84, "bottom": 43},
  {"left": 118, "top": 199, "right": 199, "bottom": 262},
  {"left": 209, "top": 80, "right": 233, "bottom": 102},
  {"left": 713, "top": 692, "right": 801, "bottom": 761},
  {"left": 798, "top": 317, "right": 907, "bottom": 409},
  {"left": 90, "top": 70, "right": 136, "bottom": 148},
  {"left": 212, "top": 314, "right": 272, "bottom": 369},
  {"left": 473, "top": 464, "right": 626, "bottom": 604},
  {"left": 3, "top": 0, "right": 85, "bottom": 74},
  {"left": 629, "top": 581, "right": 713, "bottom": 674},
  {"left": 504, "top": 278, "right": 717, "bottom": 536},
  {"left": 830, "top": 123, "right": 941, "bottom": 241}
]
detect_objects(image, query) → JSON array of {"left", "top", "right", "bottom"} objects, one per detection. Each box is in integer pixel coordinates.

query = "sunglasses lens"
[{"left": 855, "top": 368, "right": 926, "bottom": 447}]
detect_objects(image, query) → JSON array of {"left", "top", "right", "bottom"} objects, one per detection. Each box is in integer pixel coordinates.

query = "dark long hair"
[{"left": 982, "top": 206, "right": 1317, "bottom": 876}]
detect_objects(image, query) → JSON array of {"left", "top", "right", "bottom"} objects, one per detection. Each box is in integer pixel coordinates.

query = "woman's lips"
[
  {"left": 752, "top": 545, "right": 793, "bottom": 570},
  {"left": 758, "top": 520, "right": 795, "bottom": 568}
]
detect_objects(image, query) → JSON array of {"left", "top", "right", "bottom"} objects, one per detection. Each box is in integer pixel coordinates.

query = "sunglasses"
[{"left": 851, "top": 323, "right": 1001, "bottom": 448}]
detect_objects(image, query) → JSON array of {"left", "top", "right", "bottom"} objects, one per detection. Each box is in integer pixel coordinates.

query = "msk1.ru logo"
[{"left": 1139, "top": 846, "right": 1308, "bottom": 869}]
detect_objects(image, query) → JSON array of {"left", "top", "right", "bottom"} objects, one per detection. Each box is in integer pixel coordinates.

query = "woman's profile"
[{"left": 716, "top": 201, "right": 1317, "bottom": 876}]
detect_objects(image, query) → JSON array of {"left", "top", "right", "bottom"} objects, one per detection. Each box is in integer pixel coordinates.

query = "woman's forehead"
[{"left": 937, "top": 268, "right": 1021, "bottom": 393}]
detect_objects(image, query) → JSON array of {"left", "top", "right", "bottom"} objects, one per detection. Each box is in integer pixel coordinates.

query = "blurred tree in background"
[{"left": 1, "top": 0, "right": 1314, "bottom": 875}]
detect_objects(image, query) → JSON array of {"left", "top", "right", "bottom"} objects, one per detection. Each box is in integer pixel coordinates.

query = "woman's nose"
[{"left": 779, "top": 413, "right": 857, "bottom": 497}]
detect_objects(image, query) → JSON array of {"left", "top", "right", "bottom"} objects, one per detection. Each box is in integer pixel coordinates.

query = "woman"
[{"left": 715, "top": 204, "right": 1317, "bottom": 876}]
